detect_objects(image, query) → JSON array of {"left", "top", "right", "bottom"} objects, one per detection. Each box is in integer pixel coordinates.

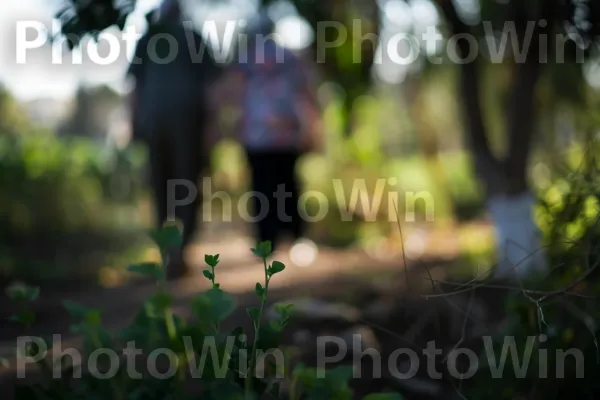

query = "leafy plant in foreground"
[{"left": 8, "top": 223, "right": 402, "bottom": 400}]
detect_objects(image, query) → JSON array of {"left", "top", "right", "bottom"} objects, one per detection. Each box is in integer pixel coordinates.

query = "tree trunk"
[
  {"left": 489, "top": 3, "right": 557, "bottom": 278},
  {"left": 437, "top": 0, "right": 551, "bottom": 279},
  {"left": 458, "top": 57, "right": 548, "bottom": 280},
  {"left": 488, "top": 61, "right": 546, "bottom": 279}
]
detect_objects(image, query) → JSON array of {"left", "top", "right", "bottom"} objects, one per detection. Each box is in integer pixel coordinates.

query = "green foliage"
[
  {"left": 0, "top": 133, "right": 145, "bottom": 229},
  {"left": 0, "top": 85, "right": 31, "bottom": 136},
  {"left": 0, "top": 133, "right": 146, "bottom": 282},
  {"left": 9, "top": 225, "right": 403, "bottom": 399},
  {"left": 467, "top": 139, "right": 600, "bottom": 399}
]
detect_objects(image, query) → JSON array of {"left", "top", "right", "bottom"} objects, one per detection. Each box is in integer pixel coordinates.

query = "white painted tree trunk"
[{"left": 487, "top": 192, "right": 547, "bottom": 279}]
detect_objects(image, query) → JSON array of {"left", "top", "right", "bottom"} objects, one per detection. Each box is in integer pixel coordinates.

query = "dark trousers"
[
  {"left": 146, "top": 118, "right": 205, "bottom": 249},
  {"left": 246, "top": 150, "right": 304, "bottom": 250}
]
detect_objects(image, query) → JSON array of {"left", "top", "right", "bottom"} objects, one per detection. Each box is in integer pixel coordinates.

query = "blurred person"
[
  {"left": 221, "top": 11, "right": 323, "bottom": 259},
  {"left": 127, "top": 0, "right": 221, "bottom": 279}
]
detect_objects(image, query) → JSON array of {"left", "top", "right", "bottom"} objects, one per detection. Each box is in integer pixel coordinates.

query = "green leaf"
[
  {"left": 255, "top": 283, "right": 264, "bottom": 298},
  {"left": 269, "top": 319, "right": 283, "bottom": 332},
  {"left": 84, "top": 310, "right": 102, "bottom": 326},
  {"left": 0, "top": 357, "right": 9, "bottom": 369},
  {"left": 328, "top": 364, "right": 355, "bottom": 385},
  {"left": 247, "top": 307, "right": 261, "bottom": 324},
  {"left": 292, "top": 364, "right": 317, "bottom": 388},
  {"left": 149, "top": 292, "right": 172, "bottom": 312},
  {"left": 128, "top": 262, "right": 163, "bottom": 280},
  {"left": 270, "top": 303, "right": 292, "bottom": 331},
  {"left": 251, "top": 241, "right": 272, "bottom": 258},
  {"left": 6, "top": 283, "right": 39, "bottom": 302},
  {"left": 205, "top": 254, "right": 220, "bottom": 268},
  {"left": 192, "top": 289, "right": 237, "bottom": 324},
  {"left": 270, "top": 317, "right": 290, "bottom": 332},
  {"left": 203, "top": 269, "right": 214, "bottom": 281},
  {"left": 62, "top": 300, "right": 92, "bottom": 320},
  {"left": 8, "top": 310, "right": 36, "bottom": 326},
  {"left": 275, "top": 303, "right": 294, "bottom": 317},
  {"left": 149, "top": 223, "right": 183, "bottom": 251},
  {"left": 267, "top": 261, "right": 285, "bottom": 276}
]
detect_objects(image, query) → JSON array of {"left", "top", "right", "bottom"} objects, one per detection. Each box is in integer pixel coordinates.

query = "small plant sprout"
[
  {"left": 204, "top": 253, "right": 220, "bottom": 288},
  {"left": 245, "top": 241, "right": 288, "bottom": 395}
]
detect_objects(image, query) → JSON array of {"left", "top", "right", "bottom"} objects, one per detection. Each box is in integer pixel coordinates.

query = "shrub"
[
  {"left": 8, "top": 224, "right": 403, "bottom": 400},
  {"left": 0, "top": 134, "right": 146, "bottom": 283},
  {"left": 465, "top": 141, "right": 600, "bottom": 399}
]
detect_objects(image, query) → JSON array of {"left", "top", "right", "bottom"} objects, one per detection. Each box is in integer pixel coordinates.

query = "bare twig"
[
  {"left": 423, "top": 277, "right": 593, "bottom": 298},
  {"left": 443, "top": 285, "right": 476, "bottom": 364},
  {"left": 536, "top": 258, "right": 600, "bottom": 304},
  {"left": 391, "top": 198, "right": 410, "bottom": 292}
]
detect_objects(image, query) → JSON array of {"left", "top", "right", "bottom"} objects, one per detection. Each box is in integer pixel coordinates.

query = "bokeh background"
[{"left": 2, "top": 1, "right": 600, "bottom": 398}]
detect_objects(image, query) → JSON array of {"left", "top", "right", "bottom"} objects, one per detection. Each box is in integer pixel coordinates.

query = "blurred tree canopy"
[
  {"left": 428, "top": 0, "right": 600, "bottom": 198},
  {"left": 54, "top": 0, "right": 600, "bottom": 195}
]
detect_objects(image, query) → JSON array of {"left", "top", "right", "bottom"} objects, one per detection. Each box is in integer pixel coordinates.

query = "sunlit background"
[
  {"left": 0, "top": 0, "right": 599, "bottom": 290},
  {"left": 2, "top": 2, "right": 600, "bottom": 398}
]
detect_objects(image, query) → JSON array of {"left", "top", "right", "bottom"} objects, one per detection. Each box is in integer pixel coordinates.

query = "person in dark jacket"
[{"left": 127, "top": 0, "right": 221, "bottom": 279}]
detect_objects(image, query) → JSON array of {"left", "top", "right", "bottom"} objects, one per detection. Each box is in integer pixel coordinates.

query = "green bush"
[
  {"left": 7, "top": 225, "right": 402, "bottom": 400},
  {"left": 466, "top": 142, "right": 600, "bottom": 399},
  {"left": 0, "top": 134, "right": 147, "bottom": 283}
]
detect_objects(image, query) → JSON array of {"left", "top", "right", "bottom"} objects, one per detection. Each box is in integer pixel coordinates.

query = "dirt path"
[{"left": 0, "top": 221, "right": 474, "bottom": 338}]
